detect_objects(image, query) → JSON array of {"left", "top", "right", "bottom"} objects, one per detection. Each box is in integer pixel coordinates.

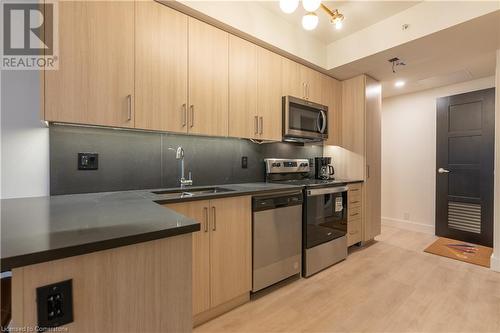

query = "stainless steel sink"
[{"left": 153, "top": 187, "right": 234, "bottom": 199}]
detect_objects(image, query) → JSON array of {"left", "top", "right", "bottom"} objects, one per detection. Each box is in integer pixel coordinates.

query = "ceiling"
[
  {"left": 260, "top": 1, "right": 420, "bottom": 44},
  {"left": 329, "top": 10, "right": 500, "bottom": 97}
]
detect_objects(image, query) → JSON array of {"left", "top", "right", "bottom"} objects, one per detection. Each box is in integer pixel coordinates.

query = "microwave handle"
[{"left": 317, "top": 110, "right": 327, "bottom": 134}]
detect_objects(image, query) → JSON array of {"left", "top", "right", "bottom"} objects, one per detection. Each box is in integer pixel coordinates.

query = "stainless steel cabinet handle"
[
  {"left": 350, "top": 200, "right": 360, "bottom": 204},
  {"left": 302, "top": 82, "right": 306, "bottom": 99},
  {"left": 254, "top": 116, "right": 259, "bottom": 135},
  {"left": 211, "top": 206, "right": 216, "bottom": 231},
  {"left": 181, "top": 104, "right": 187, "bottom": 127},
  {"left": 350, "top": 212, "right": 359, "bottom": 217},
  {"left": 438, "top": 168, "right": 450, "bottom": 174},
  {"left": 306, "top": 83, "right": 310, "bottom": 99},
  {"left": 259, "top": 117, "right": 263, "bottom": 135},
  {"left": 203, "top": 207, "right": 208, "bottom": 232},
  {"left": 189, "top": 105, "right": 194, "bottom": 128},
  {"left": 127, "top": 94, "right": 132, "bottom": 121},
  {"left": 366, "top": 165, "right": 370, "bottom": 178}
]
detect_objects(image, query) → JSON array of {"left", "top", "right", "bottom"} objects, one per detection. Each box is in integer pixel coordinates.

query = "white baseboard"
[
  {"left": 491, "top": 254, "right": 500, "bottom": 272},
  {"left": 382, "top": 217, "right": 435, "bottom": 235}
]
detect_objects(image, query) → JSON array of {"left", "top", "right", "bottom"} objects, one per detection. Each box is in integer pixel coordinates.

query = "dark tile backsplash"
[{"left": 50, "top": 125, "right": 323, "bottom": 195}]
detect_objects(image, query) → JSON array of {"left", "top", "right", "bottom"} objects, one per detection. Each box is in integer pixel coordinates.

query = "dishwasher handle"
[{"left": 252, "top": 192, "right": 303, "bottom": 212}]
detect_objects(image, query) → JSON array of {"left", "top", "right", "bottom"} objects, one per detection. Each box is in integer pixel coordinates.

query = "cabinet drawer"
[
  {"left": 348, "top": 206, "right": 361, "bottom": 221},
  {"left": 348, "top": 193, "right": 362, "bottom": 208},
  {"left": 348, "top": 183, "right": 362, "bottom": 192},
  {"left": 347, "top": 218, "right": 362, "bottom": 246}
]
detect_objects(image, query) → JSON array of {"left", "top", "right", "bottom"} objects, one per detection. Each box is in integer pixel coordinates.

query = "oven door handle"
[{"left": 307, "top": 186, "right": 348, "bottom": 196}]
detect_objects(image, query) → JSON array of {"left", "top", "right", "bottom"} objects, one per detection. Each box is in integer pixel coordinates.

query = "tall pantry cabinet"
[{"left": 341, "top": 75, "right": 381, "bottom": 242}]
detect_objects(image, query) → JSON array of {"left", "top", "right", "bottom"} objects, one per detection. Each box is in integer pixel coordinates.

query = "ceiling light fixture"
[
  {"left": 302, "top": 0, "right": 322, "bottom": 12},
  {"left": 395, "top": 80, "right": 406, "bottom": 88},
  {"left": 279, "top": 0, "right": 344, "bottom": 32},
  {"left": 302, "top": 12, "right": 319, "bottom": 31},
  {"left": 279, "top": 0, "right": 299, "bottom": 14}
]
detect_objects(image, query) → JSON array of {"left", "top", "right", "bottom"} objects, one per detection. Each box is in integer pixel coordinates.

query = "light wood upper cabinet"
[
  {"left": 229, "top": 40, "right": 282, "bottom": 141},
  {"left": 281, "top": 57, "right": 303, "bottom": 99},
  {"left": 229, "top": 36, "right": 258, "bottom": 139},
  {"left": 44, "top": 0, "right": 135, "bottom": 127},
  {"left": 300, "top": 66, "right": 323, "bottom": 104},
  {"left": 257, "top": 47, "right": 283, "bottom": 141},
  {"left": 323, "top": 75, "right": 342, "bottom": 146},
  {"left": 135, "top": 1, "right": 188, "bottom": 133},
  {"left": 342, "top": 76, "right": 366, "bottom": 155},
  {"left": 188, "top": 18, "right": 229, "bottom": 137},
  {"left": 165, "top": 200, "right": 211, "bottom": 316},
  {"left": 165, "top": 196, "right": 251, "bottom": 318}
]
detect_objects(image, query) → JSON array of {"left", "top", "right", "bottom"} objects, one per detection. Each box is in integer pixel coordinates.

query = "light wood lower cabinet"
[
  {"left": 44, "top": 0, "right": 135, "bottom": 127},
  {"left": 165, "top": 196, "right": 251, "bottom": 324},
  {"left": 347, "top": 183, "right": 363, "bottom": 246},
  {"left": 11, "top": 235, "right": 192, "bottom": 333},
  {"left": 135, "top": 0, "right": 188, "bottom": 133}
]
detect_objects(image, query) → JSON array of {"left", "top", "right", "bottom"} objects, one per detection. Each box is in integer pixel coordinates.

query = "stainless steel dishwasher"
[{"left": 252, "top": 190, "right": 303, "bottom": 292}]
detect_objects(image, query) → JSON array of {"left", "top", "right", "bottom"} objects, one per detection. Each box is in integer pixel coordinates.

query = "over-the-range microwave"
[{"left": 282, "top": 96, "right": 328, "bottom": 143}]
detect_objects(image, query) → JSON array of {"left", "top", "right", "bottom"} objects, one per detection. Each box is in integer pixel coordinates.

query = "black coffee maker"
[{"left": 314, "top": 157, "right": 334, "bottom": 180}]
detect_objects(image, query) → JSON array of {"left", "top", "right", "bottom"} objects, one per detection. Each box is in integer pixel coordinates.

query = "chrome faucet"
[{"left": 172, "top": 146, "right": 192, "bottom": 188}]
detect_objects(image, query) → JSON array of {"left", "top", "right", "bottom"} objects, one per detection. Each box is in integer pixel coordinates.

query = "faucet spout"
[{"left": 172, "top": 146, "right": 192, "bottom": 188}]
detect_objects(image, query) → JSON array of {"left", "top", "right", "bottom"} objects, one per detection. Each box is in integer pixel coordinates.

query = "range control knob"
[{"left": 272, "top": 162, "right": 281, "bottom": 167}]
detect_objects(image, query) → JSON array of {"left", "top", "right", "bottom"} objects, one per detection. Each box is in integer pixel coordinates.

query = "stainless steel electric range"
[{"left": 265, "top": 158, "right": 348, "bottom": 277}]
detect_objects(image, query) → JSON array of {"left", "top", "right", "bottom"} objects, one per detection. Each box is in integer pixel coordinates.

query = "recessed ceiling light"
[{"left": 395, "top": 80, "right": 406, "bottom": 88}]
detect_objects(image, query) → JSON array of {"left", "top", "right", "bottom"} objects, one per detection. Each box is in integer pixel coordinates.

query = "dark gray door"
[{"left": 436, "top": 88, "right": 495, "bottom": 247}]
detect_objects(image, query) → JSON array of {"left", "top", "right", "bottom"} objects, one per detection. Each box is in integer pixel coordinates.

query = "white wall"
[
  {"left": 381, "top": 76, "right": 495, "bottom": 234},
  {"left": 0, "top": 70, "right": 49, "bottom": 199}
]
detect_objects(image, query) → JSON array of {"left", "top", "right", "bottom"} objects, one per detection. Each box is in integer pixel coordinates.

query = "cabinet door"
[
  {"left": 209, "top": 196, "right": 251, "bottom": 307},
  {"left": 363, "top": 77, "right": 382, "bottom": 241},
  {"left": 165, "top": 200, "right": 211, "bottom": 316},
  {"left": 228, "top": 35, "right": 257, "bottom": 139},
  {"left": 301, "top": 66, "right": 323, "bottom": 104},
  {"left": 257, "top": 47, "right": 282, "bottom": 141},
  {"left": 342, "top": 75, "right": 366, "bottom": 155},
  {"left": 135, "top": 1, "right": 188, "bottom": 133},
  {"left": 282, "top": 57, "right": 303, "bottom": 99},
  {"left": 45, "top": 1, "right": 134, "bottom": 127},
  {"left": 188, "top": 18, "right": 229, "bottom": 137},
  {"left": 323, "top": 75, "right": 342, "bottom": 146}
]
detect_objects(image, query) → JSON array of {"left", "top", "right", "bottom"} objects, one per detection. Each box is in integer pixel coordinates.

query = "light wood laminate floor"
[{"left": 196, "top": 226, "right": 500, "bottom": 333}]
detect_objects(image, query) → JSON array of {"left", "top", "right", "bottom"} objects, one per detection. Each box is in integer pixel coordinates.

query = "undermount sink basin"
[{"left": 153, "top": 187, "right": 234, "bottom": 199}]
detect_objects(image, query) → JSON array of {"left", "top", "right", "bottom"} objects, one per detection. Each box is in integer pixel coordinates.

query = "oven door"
[
  {"left": 283, "top": 96, "right": 328, "bottom": 141},
  {"left": 305, "top": 186, "right": 348, "bottom": 249}
]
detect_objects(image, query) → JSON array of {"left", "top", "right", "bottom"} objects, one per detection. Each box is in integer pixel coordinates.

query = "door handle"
[
  {"left": 203, "top": 207, "right": 209, "bottom": 232},
  {"left": 189, "top": 105, "right": 194, "bottom": 128},
  {"left": 438, "top": 168, "right": 450, "bottom": 174},
  {"left": 254, "top": 116, "right": 259, "bottom": 135},
  {"left": 211, "top": 206, "right": 216, "bottom": 231},
  {"left": 181, "top": 104, "right": 187, "bottom": 127},
  {"left": 127, "top": 94, "right": 132, "bottom": 121},
  {"left": 259, "top": 117, "right": 263, "bottom": 135}
]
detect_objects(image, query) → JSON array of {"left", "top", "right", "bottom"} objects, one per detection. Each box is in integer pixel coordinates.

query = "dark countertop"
[{"left": 1, "top": 182, "right": 303, "bottom": 272}]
